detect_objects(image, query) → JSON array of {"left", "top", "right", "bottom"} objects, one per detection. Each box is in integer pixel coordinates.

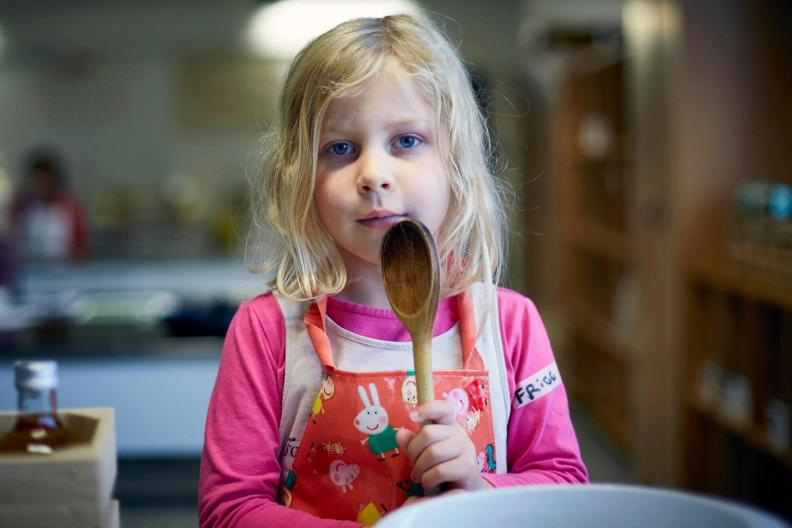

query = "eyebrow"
[
  {"left": 322, "top": 118, "right": 434, "bottom": 135},
  {"left": 387, "top": 118, "right": 433, "bottom": 127}
]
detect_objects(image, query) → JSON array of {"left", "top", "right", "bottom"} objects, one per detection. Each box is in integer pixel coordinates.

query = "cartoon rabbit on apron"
[{"left": 356, "top": 383, "right": 402, "bottom": 460}]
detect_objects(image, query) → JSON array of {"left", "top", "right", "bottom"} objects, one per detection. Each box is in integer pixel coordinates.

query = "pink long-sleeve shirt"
[{"left": 199, "top": 288, "right": 588, "bottom": 527}]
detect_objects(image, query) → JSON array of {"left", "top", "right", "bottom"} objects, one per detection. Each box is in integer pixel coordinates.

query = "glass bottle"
[{"left": 0, "top": 360, "right": 86, "bottom": 454}]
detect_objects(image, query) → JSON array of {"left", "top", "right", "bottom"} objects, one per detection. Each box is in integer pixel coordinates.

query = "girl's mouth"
[{"left": 357, "top": 213, "right": 406, "bottom": 229}]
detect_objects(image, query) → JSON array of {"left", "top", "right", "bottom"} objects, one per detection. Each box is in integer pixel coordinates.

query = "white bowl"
[{"left": 374, "top": 484, "right": 790, "bottom": 528}]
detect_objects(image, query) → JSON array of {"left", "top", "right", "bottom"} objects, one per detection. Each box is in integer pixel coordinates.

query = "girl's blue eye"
[
  {"left": 396, "top": 135, "right": 421, "bottom": 149},
  {"left": 329, "top": 142, "right": 354, "bottom": 156}
]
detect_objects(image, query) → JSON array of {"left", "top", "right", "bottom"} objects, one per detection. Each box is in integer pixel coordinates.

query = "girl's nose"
[{"left": 356, "top": 148, "right": 394, "bottom": 194}]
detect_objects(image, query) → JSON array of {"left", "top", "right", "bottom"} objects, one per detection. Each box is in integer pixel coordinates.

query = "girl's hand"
[{"left": 395, "top": 400, "right": 493, "bottom": 492}]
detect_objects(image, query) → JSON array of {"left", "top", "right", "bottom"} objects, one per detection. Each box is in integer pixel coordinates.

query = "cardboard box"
[{"left": 0, "top": 407, "right": 117, "bottom": 528}]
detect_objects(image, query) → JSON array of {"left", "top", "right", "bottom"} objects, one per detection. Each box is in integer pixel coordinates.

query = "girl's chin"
[{"left": 338, "top": 250, "right": 384, "bottom": 272}]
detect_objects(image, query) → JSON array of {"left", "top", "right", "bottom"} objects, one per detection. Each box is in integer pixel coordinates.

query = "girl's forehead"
[{"left": 321, "top": 73, "right": 436, "bottom": 130}]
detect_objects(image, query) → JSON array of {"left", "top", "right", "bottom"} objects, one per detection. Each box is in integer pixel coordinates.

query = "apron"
[{"left": 281, "top": 290, "right": 497, "bottom": 525}]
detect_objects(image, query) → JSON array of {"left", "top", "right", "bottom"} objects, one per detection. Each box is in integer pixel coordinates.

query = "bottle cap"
[
  {"left": 14, "top": 360, "right": 58, "bottom": 391},
  {"left": 768, "top": 184, "right": 792, "bottom": 220}
]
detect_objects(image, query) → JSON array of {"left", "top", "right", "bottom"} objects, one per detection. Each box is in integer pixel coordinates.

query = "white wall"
[{"left": 0, "top": 1, "right": 265, "bottom": 228}]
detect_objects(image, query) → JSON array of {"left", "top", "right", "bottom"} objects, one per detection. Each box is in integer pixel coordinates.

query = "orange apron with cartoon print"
[{"left": 281, "top": 291, "right": 497, "bottom": 525}]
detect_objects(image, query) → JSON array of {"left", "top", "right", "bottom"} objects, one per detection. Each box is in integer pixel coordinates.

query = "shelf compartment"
[
  {"left": 568, "top": 300, "right": 635, "bottom": 363},
  {"left": 686, "top": 399, "right": 792, "bottom": 471},
  {"left": 566, "top": 337, "right": 634, "bottom": 451},
  {"left": 564, "top": 222, "right": 635, "bottom": 264},
  {"left": 688, "top": 259, "right": 792, "bottom": 311},
  {"left": 572, "top": 161, "right": 632, "bottom": 233},
  {"left": 567, "top": 250, "right": 639, "bottom": 331}
]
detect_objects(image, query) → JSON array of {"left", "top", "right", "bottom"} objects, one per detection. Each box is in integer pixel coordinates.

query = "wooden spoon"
[{"left": 381, "top": 219, "right": 440, "bottom": 406}]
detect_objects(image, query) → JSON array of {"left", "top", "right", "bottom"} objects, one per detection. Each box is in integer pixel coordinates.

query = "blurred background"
[{"left": 0, "top": 0, "right": 790, "bottom": 526}]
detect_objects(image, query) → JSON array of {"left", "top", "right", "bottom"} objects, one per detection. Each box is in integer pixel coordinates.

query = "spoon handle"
[
  {"left": 415, "top": 333, "right": 451, "bottom": 495},
  {"left": 412, "top": 336, "right": 434, "bottom": 405}
]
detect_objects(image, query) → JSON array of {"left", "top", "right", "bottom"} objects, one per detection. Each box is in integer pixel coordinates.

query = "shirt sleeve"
[
  {"left": 198, "top": 294, "right": 361, "bottom": 528},
  {"left": 481, "top": 288, "right": 589, "bottom": 487}
]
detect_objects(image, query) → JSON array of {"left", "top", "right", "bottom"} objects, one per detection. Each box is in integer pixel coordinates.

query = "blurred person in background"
[
  {"left": 10, "top": 149, "right": 90, "bottom": 261},
  {"left": 0, "top": 152, "right": 16, "bottom": 291}
]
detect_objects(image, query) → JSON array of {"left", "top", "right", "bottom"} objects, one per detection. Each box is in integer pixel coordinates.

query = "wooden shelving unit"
[
  {"left": 672, "top": 2, "right": 792, "bottom": 518},
  {"left": 539, "top": 5, "right": 792, "bottom": 518},
  {"left": 682, "top": 262, "right": 792, "bottom": 518},
  {"left": 552, "top": 52, "right": 639, "bottom": 453}
]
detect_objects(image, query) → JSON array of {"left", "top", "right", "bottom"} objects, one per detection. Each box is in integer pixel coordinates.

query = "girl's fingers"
[
  {"left": 404, "top": 423, "right": 453, "bottom": 465},
  {"left": 419, "top": 457, "right": 472, "bottom": 490},
  {"left": 411, "top": 400, "right": 457, "bottom": 426},
  {"left": 409, "top": 437, "right": 459, "bottom": 482},
  {"left": 396, "top": 428, "right": 415, "bottom": 451}
]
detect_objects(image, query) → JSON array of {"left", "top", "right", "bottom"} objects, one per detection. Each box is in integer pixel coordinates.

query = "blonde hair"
[{"left": 250, "top": 13, "right": 506, "bottom": 302}]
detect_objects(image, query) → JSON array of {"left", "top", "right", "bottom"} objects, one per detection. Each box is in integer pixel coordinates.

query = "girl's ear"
[
  {"left": 358, "top": 385, "right": 371, "bottom": 407},
  {"left": 369, "top": 383, "right": 380, "bottom": 406}
]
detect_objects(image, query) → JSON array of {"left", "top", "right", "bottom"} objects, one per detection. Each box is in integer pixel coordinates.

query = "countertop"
[{"left": 1, "top": 258, "right": 271, "bottom": 358}]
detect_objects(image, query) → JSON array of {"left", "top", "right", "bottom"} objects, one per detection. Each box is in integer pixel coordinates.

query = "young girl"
[{"left": 199, "top": 13, "right": 587, "bottom": 528}]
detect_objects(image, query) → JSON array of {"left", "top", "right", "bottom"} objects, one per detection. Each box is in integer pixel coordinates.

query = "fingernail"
[{"left": 409, "top": 411, "right": 420, "bottom": 422}]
